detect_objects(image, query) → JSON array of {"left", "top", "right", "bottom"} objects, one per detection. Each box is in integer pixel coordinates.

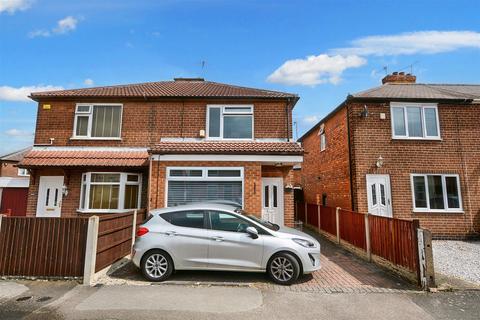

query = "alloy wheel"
[
  {"left": 270, "top": 256, "right": 294, "bottom": 282},
  {"left": 145, "top": 253, "right": 168, "bottom": 279}
]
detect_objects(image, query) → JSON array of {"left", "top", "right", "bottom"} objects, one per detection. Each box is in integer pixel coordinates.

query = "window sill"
[
  {"left": 392, "top": 137, "right": 442, "bottom": 141},
  {"left": 77, "top": 209, "right": 136, "bottom": 214},
  {"left": 70, "top": 137, "right": 122, "bottom": 141},
  {"left": 413, "top": 210, "right": 464, "bottom": 214}
]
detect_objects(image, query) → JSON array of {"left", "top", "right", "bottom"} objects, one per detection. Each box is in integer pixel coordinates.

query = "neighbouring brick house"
[
  {"left": 18, "top": 78, "right": 302, "bottom": 226},
  {"left": 0, "top": 147, "right": 31, "bottom": 216},
  {"left": 299, "top": 72, "right": 479, "bottom": 239}
]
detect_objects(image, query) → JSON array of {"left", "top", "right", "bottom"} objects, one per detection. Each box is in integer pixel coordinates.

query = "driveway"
[{"left": 99, "top": 234, "right": 415, "bottom": 294}]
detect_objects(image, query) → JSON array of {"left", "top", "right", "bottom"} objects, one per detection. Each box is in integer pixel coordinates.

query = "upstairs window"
[
  {"left": 207, "top": 105, "right": 253, "bottom": 139},
  {"left": 318, "top": 124, "right": 326, "bottom": 151},
  {"left": 390, "top": 103, "right": 440, "bottom": 139},
  {"left": 411, "top": 174, "right": 462, "bottom": 212},
  {"left": 17, "top": 168, "right": 30, "bottom": 177},
  {"left": 74, "top": 104, "right": 122, "bottom": 139}
]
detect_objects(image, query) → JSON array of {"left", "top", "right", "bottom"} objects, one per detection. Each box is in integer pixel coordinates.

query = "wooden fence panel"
[
  {"left": 319, "top": 206, "right": 337, "bottom": 236},
  {"left": 0, "top": 217, "right": 89, "bottom": 277},
  {"left": 339, "top": 209, "right": 367, "bottom": 250},
  {"left": 306, "top": 204, "right": 318, "bottom": 227},
  {"left": 368, "top": 215, "right": 418, "bottom": 272}
]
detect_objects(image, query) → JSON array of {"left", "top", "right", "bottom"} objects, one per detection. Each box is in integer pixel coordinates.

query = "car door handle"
[
  {"left": 165, "top": 231, "right": 177, "bottom": 236},
  {"left": 211, "top": 236, "right": 224, "bottom": 242}
]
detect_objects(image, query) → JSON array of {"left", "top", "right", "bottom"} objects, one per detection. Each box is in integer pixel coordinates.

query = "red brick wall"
[
  {"left": 348, "top": 102, "right": 480, "bottom": 239},
  {"left": 0, "top": 162, "right": 20, "bottom": 177},
  {"left": 300, "top": 107, "right": 352, "bottom": 209},
  {"left": 149, "top": 161, "right": 295, "bottom": 227},
  {"left": 33, "top": 99, "right": 292, "bottom": 146}
]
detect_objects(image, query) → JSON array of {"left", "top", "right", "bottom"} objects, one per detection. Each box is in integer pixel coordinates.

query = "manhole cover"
[
  {"left": 16, "top": 296, "right": 32, "bottom": 302},
  {"left": 37, "top": 296, "right": 52, "bottom": 302}
]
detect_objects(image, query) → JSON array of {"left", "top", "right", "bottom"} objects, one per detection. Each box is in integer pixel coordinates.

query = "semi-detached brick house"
[
  {"left": 18, "top": 78, "right": 302, "bottom": 227},
  {"left": 299, "top": 72, "right": 479, "bottom": 239}
]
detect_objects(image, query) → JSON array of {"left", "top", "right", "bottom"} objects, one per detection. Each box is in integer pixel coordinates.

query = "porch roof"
[
  {"left": 18, "top": 148, "right": 149, "bottom": 167},
  {"left": 150, "top": 141, "right": 304, "bottom": 155}
]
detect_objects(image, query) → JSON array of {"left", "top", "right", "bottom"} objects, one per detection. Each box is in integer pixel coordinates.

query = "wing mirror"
[{"left": 246, "top": 226, "right": 259, "bottom": 239}]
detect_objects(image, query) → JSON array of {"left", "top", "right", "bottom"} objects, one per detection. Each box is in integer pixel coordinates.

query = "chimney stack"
[{"left": 382, "top": 72, "right": 416, "bottom": 84}]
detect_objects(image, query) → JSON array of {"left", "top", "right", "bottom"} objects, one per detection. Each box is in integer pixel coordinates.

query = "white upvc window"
[
  {"left": 410, "top": 174, "right": 462, "bottom": 212},
  {"left": 390, "top": 103, "right": 440, "bottom": 140},
  {"left": 79, "top": 172, "right": 142, "bottom": 212},
  {"left": 166, "top": 167, "right": 244, "bottom": 207},
  {"left": 73, "top": 103, "right": 123, "bottom": 139},
  {"left": 17, "top": 168, "right": 30, "bottom": 176},
  {"left": 206, "top": 105, "right": 254, "bottom": 140}
]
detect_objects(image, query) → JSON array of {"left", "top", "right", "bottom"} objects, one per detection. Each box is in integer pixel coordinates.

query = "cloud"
[
  {"left": 84, "top": 78, "right": 94, "bottom": 86},
  {"left": 0, "top": 0, "right": 32, "bottom": 14},
  {"left": 302, "top": 115, "right": 321, "bottom": 125},
  {"left": 29, "top": 15, "right": 78, "bottom": 38},
  {"left": 0, "top": 85, "right": 64, "bottom": 102},
  {"left": 333, "top": 31, "right": 480, "bottom": 56},
  {"left": 5, "top": 129, "right": 33, "bottom": 137},
  {"left": 267, "top": 54, "right": 366, "bottom": 86}
]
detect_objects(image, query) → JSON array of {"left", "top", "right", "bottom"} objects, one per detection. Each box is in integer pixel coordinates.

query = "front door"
[
  {"left": 36, "top": 176, "right": 64, "bottom": 217},
  {"left": 366, "top": 174, "right": 392, "bottom": 217},
  {"left": 262, "top": 177, "right": 284, "bottom": 225}
]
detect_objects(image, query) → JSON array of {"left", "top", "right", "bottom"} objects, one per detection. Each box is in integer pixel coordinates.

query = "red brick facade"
[
  {"left": 0, "top": 163, "right": 20, "bottom": 177},
  {"left": 301, "top": 101, "right": 480, "bottom": 239}
]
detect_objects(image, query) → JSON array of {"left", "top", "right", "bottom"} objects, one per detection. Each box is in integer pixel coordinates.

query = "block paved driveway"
[{"left": 104, "top": 233, "right": 417, "bottom": 294}]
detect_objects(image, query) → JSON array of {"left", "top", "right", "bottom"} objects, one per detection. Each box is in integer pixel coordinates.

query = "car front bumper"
[{"left": 299, "top": 248, "right": 321, "bottom": 274}]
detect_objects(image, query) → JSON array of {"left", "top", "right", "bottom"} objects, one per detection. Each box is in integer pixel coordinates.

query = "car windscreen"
[{"left": 245, "top": 214, "right": 280, "bottom": 231}]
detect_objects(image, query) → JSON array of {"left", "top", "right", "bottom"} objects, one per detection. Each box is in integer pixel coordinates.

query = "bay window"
[
  {"left": 207, "top": 105, "right": 253, "bottom": 139},
  {"left": 411, "top": 174, "right": 462, "bottom": 212},
  {"left": 166, "top": 167, "right": 243, "bottom": 207},
  {"left": 73, "top": 104, "right": 122, "bottom": 139},
  {"left": 80, "top": 172, "right": 142, "bottom": 212},
  {"left": 390, "top": 103, "right": 440, "bottom": 139}
]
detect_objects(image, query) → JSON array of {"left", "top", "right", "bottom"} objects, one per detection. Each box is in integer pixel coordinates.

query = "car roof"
[{"left": 149, "top": 201, "right": 241, "bottom": 214}]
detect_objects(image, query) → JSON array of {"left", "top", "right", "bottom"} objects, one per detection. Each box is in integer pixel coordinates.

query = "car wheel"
[
  {"left": 267, "top": 252, "right": 300, "bottom": 285},
  {"left": 141, "top": 250, "right": 173, "bottom": 282}
]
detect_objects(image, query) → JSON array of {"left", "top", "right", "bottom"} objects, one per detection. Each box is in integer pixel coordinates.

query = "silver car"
[{"left": 132, "top": 202, "right": 321, "bottom": 285}]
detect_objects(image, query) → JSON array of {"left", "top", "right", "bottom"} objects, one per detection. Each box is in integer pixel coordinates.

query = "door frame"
[
  {"left": 261, "top": 177, "right": 284, "bottom": 225},
  {"left": 36, "top": 176, "right": 64, "bottom": 217},
  {"left": 365, "top": 174, "right": 392, "bottom": 217}
]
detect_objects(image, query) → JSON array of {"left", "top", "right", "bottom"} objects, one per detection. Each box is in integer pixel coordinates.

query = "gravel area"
[{"left": 432, "top": 240, "right": 480, "bottom": 285}]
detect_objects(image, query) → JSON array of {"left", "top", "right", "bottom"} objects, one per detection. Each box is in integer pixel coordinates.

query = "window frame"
[
  {"left": 161, "top": 210, "right": 209, "bottom": 229},
  {"left": 207, "top": 210, "right": 256, "bottom": 233},
  {"left": 320, "top": 133, "right": 326, "bottom": 151},
  {"left": 410, "top": 173, "right": 463, "bottom": 213},
  {"left": 79, "top": 172, "right": 142, "bottom": 213},
  {"left": 206, "top": 105, "right": 254, "bottom": 140},
  {"left": 390, "top": 102, "right": 441, "bottom": 140},
  {"left": 17, "top": 168, "right": 30, "bottom": 177},
  {"left": 165, "top": 167, "right": 244, "bottom": 208},
  {"left": 72, "top": 103, "right": 123, "bottom": 140}
]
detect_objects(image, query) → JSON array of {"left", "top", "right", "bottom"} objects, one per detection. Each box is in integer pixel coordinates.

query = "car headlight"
[{"left": 292, "top": 238, "right": 316, "bottom": 248}]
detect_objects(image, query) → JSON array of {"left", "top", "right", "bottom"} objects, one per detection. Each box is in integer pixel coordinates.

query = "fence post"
[
  {"left": 335, "top": 207, "right": 341, "bottom": 244},
  {"left": 417, "top": 228, "right": 435, "bottom": 290},
  {"left": 317, "top": 205, "right": 321, "bottom": 231},
  {"left": 0, "top": 214, "right": 4, "bottom": 232},
  {"left": 83, "top": 216, "right": 99, "bottom": 286},
  {"left": 304, "top": 202, "right": 308, "bottom": 225},
  {"left": 412, "top": 219, "right": 421, "bottom": 285},
  {"left": 131, "top": 210, "right": 138, "bottom": 256},
  {"left": 364, "top": 213, "right": 371, "bottom": 261}
]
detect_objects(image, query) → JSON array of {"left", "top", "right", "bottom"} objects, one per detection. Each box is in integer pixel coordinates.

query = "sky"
[{"left": 1, "top": 0, "right": 480, "bottom": 155}]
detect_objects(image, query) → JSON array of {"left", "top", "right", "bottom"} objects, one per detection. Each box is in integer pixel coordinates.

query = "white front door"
[
  {"left": 366, "top": 174, "right": 392, "bottom": 217},
  {"left": 261, "top": 177, "right": 284, "bottom": 225},
  {"left": 37, "top": 176, "right": 64, "bottom": 217}
]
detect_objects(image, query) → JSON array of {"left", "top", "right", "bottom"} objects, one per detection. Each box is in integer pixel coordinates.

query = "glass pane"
[
  {"left": 124, "top": 185, "right": 139, "bottom": 209},
  {"left": 91, "top": 173, "right": 120, "bottom": 183},
  {"left": 46, "top": 188, "right": 50, "bottom": 206},
  {"left": 224, "top": 107, "right": 252, "bottom": 113},
  {"left": 371, "top": 184, "right": 377, "bottom": 206},
  {"left": 427, "top": 175, "right": 445, "bottom": 209},
  {"left": 75, "top": 116, "right": 89, "bottom": 136},
  {"left": 406, "top": 107, "right": 423, "bottom": 137},
  {"left": 223, "top": 115, "right": 252, "bottom": 139},
  {"left": 273, "top": 185, "right": 278, "bottom": 208},
  {"left": 127, "top": 174, "right": 139, "bottom": 182},
  {"left": 167, "top": 181, "right": 242, "bottom": 206},
  {"left": 210, "top": 211, "right": 250, "bottom": 232},
  {"left": 320, "top": 134, "right": 326, "bottom": 150},
  {"left": 80, "top": 184, "right": 86, "bottom": 209},
  {"left": 208, "top": 107, "right": 221, "bottom": 137},
  {"left": 89, "top": 185, "right": 119, "bottom": 209},
  {"left": 169, "top": 169, "right": 203, "bottom": 177},
  {"left": 264, "top": 185, "right": 269, "bottom": 207},
  {"left": 54, "top": 188, "right": 59, "bottom": 206},
  {"left": 208, "top": 170, "right": 241, "bottom": 177},
  {"left": 392, "top": 107, "right": 406, "bottom": 136},
  {"left": 161, "top": 211, "right": 205, "bottom": 229},
  {"left": 424, "top": 108, "right": 438, "bottom": 137},
  {"left": 445, "top": 177, "right": 460, "bottom": 209},
  {"left": 76, "top": 105, "right": 90, "bottom": 113},
  {"left": 92, "top": 105, "right": 121, "bottom": 137},
  {"left": 380, "top": 184, "right": 386, "bottom": 206},
  {"left": 413, "top": 176, "right": 427, "bottom": 208}
]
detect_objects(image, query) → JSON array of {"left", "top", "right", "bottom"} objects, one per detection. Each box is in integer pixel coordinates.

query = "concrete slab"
[{"left": 0, "top": 281, "right": 29, "bottom": 301}]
